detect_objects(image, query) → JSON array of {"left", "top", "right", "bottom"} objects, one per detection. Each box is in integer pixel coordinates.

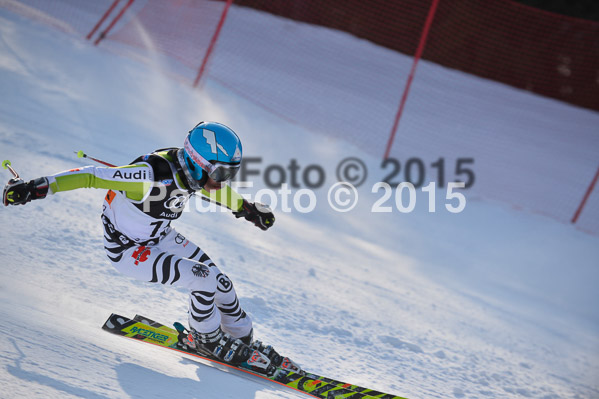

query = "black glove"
[
  {"left": 3, "top": 177, "right": 49, "bottom": 206},
  {"left": 233, "top": 200, "right": 275, "bottom": 231}
]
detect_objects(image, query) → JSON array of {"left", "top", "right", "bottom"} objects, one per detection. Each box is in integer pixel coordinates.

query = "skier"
[{"left": 2, "top": 121, "right": 298, "bottom": 374}]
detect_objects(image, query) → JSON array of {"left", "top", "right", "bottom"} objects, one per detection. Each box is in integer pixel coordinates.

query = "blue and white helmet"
[{"left": 179, "top": 121, "right": 242, "bottom": 190}]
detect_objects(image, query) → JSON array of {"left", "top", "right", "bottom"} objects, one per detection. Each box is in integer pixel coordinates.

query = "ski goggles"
[
  {"left": 207, "top": 161, "right": 240, "bottom": 182},
  {"left": 183, "top": 136, "right": 240, "bottom": 182}
]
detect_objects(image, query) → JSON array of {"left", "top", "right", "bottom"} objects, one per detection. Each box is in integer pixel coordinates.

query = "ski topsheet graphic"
[{"left": 102, "top": 313, "right": 406, "bottom": 399}]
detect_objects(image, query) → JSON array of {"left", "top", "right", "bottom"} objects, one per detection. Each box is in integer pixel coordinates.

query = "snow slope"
[{"left": 1, "top": 7, "right": 598, "bottom": 399}]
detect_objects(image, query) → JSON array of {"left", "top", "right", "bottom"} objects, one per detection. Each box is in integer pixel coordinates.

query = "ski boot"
[
  {"left": 174, "top": 323, "right": 274, "bottom": 374},
  {"left": 234, "top": 328, "right": 302, "bottom": 375},
  {"left": 249, "top": 339, "right": 303, "bottom": 376}
]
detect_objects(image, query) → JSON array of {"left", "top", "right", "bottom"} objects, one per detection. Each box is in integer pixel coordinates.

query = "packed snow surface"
[{"left": 1, "top": 6, "right": 598, "bottom": 399}]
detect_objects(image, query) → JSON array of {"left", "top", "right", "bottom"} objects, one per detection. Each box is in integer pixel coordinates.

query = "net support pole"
[
  {"left": 94, "top": 0, "right": 135, "bottom": 46},
  {"left": 86, "top": 0, "right": 121, "bottom": 40},
  {"left": 384, "top": 0, "right": 441, "bottom": 159},
  {"left": 571, "top": 165, "right": 599, "bottom": 224},
  {"left": 193, "top": 0, "right": 234, "bottom": 88}
]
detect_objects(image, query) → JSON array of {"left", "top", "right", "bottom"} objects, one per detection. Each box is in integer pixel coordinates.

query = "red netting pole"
[
  {"left": 571, "top": 165, "right": 599, "bottom": 224},
  {"left": 94, "top": 0, "right": 135, "bottom": 46},
  {"left": 193, "top": 0, "right": 234, "bottom": 88},
  {"left": 384, "top": 0, "right": 441, "bottom": 160},
  {"left": 86, "top": 0, "right": 121, "bottom": 40}
]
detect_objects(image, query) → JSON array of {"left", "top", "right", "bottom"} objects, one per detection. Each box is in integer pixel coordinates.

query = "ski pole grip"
[{"left": 2, "top": 160, "right": 20, "bottom": 179}]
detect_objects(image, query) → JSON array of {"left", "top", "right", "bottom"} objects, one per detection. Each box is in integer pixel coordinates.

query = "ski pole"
[
  {"left": 2, "top": 160, "right": 20, "bottom": 180},
  {"left": 75, "top": 150, "right": 116, "bottom": 167}
]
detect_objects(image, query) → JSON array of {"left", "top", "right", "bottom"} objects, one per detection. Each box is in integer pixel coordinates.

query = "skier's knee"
[{"left": 215, "top": 272, "right": 234, "bottom": 294}]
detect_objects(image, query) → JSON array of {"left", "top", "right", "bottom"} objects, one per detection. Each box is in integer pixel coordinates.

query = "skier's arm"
[
  {"left": 47, "top": 164, "right": 154, "bottom": 201},
  {"left": 3, "top": 164, "right": 154, "bottom": 206},
  {"left": 200, "top": 184, "right": 274, "bottom": 230},
  {"left": 199, "top": 184, "right": 245, "bottom": 211}
]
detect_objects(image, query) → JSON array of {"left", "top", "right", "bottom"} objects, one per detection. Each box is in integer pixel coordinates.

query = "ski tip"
[
  {"left": 2, "top": 160, "right": 10, "bottom": 169},
  {"left": 76, "top": 150, "right": 85, "bottom": 159}
]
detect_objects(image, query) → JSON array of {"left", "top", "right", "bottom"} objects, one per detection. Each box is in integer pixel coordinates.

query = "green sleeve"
[
  {"left": 200, "top": 184, "right": 245, "bottom": 211},
  {"left": 47, "top": 165, "right": 153, "bottom": 201}
]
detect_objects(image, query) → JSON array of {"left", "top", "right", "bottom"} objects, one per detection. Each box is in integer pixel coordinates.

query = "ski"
[
  {"left": 102, "top": 313, "right": 406, "bottom": 399},
  {"left": 132, "top": 314, "right": 404, "bottom": 399}
]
